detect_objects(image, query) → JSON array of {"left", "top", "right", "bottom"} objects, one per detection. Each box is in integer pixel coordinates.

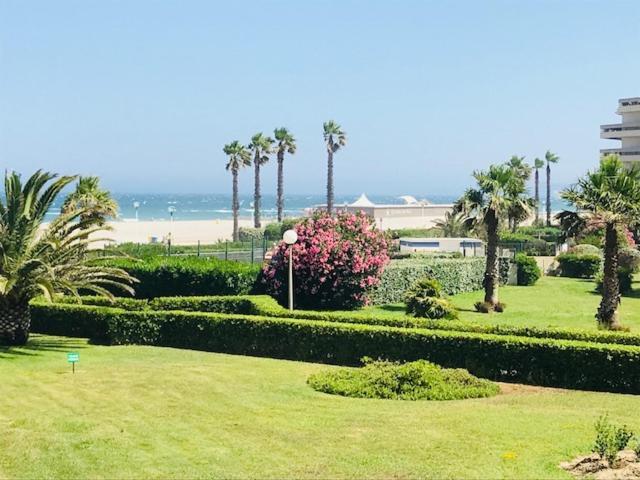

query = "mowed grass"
[
  {"left": 2, "top": 336, "right": 640, "bottom": 479},
  {"left": 367, "top": 276, "right": 640, "bottom": 331}
]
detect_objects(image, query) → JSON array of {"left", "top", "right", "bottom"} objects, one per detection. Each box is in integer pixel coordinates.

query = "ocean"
[{"left": 46, "top": 193, "right": 569, "bottom": 222}]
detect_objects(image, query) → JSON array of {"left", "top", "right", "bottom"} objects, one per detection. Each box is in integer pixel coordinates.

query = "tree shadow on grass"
[
  {"left": 0, "top": 335, "right": 87, "bottom": 360},
  {"left": 374, "top": 305, "right": 406, "bottom": 313}
]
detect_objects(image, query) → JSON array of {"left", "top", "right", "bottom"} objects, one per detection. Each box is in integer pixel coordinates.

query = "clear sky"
[{"left": 1, "top": 0, "right": 639, "bottom": 196}]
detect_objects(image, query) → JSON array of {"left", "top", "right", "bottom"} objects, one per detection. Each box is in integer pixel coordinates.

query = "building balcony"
[
  {"left": 600, "top": 147, "right": 640, "bottom": 165},
  {"left": 600, "top": 123, "right": 640, "bottom": 140},
  {"left": 616, "top": 97, "right": 640, "bottom": 114}
]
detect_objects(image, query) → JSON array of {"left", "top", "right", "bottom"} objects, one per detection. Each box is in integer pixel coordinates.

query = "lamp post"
[
  {"left": 168, "top": 206, "right": 176, "bottom": 222},
  {"left": 283, "top": 229, "right": 298, "bottom": 311},
  {"left": 133, "top": 201, "right": 140, "bottom": 221}
]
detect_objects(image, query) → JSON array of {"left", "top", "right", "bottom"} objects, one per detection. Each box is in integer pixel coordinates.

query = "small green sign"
[{"left": 67, "top": 352, "right": 79, "bottom": 363}]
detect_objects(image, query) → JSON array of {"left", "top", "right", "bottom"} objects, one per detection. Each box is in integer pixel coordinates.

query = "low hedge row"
[
  {"left": 556, "top": 253, "right": 601, "bottom": 279},
  {"left": 370, "top": 257, "right": 511, "bottom": 304},
  {"left": 30, "top": 302, "right": 640, "bottom": 393},
  {"left": 100, "top": 257, "right": 262, "bottom": 298},
  {"left": 38, "top": 295, "right": 640, "bottom": 347}
]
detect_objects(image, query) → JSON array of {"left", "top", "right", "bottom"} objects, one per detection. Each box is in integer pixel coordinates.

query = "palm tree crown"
[
  {"left": 62, "top": 176, "right": 118, "bottom": 224},
  {"left": 274, "top": 128, "right": 296, "bottom": 155},
  {"left": 323, "top": 121, "right": 347, "bottom": 153},
  {"left": 0, "top": 170, "right": 135, "bottom": 345},
  {"left": 224, "top": 141, "right": 252, "bottom": 172}
]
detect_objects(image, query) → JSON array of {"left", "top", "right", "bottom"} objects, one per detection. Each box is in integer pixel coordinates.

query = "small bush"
[
  {"left": 307, "top": 359, "right": 499, "bottom": 400},
  {"left": 569, "top": 244, "right": 602, "bottom": 257},
  {"left": 556, "top": 253, "right": 601, "bottom": 279},
  {"left": 474, "top": 301, "right": 506, "bottom": 313},
  {"left": 263, "top": 218, "right": 303, "bottom": 241},
  {"left": 238, "top": 227, "right": 264, "bottom": 242},
  {"left": 593, "top": 415, "right": 635, "bottom": 465},
  {"left": 618, "top": 247, "right": 640, "bottom": 272},
  {"left": 405, "top": 278, "right": 443, "bottom": 299},
  {"left": 514, "top": 253, "right": 541, "bottom": 286},
  {"left": 406, "top": 296, "right": 458, "bottom": 320}
]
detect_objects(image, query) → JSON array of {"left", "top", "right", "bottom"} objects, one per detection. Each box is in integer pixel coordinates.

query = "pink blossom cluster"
[{"left": 262, "top": 211, "right": 390, "bottom": 309}]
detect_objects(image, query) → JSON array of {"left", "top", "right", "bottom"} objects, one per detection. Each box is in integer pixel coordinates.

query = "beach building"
[
  {"left": 601, "top": 97, "right": 640, "bottom": 166},
  {"left": 399, "top": 237, "right": 484, "bottom": 256},
  {"left": 315, "top": 194, "right": 454, "bottom": 230}
]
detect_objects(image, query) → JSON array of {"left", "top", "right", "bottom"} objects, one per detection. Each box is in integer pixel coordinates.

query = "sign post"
[{"left": 67, "top": 352, "right": 79, "bottom": 373}]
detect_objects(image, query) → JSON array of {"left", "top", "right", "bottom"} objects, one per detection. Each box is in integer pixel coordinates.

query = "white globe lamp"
[{"left": 282, "top": 229, "right": 298, "bottom": 310}]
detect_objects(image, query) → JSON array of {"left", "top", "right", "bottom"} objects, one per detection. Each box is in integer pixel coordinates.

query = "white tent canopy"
[{"left": 350, "top": 193, "right": 376, "bottom": 207}]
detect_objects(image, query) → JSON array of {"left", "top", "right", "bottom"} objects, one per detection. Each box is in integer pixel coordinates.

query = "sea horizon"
[{"left": 48, "top": 192, "right": 570, "bottom": 222}]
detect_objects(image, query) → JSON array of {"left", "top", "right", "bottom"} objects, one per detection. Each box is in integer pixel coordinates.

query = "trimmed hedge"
[
  {"left": 371, "top": 257, "right": 510, "bottom": 304},
  {"left": 100, "top": 257, "right": 261, "bottom": 298},
  {"left": 29, "top": 302, "right": 640, "bottom": 393},
  {"left": 556, "top": 253, "right": 601, "bottom": 279},
  {"left": 45, "top": 294, "right": 640, "bottom": 347},
  {"left": 514, "top": 253, "right": 541, "bottom": 286}
]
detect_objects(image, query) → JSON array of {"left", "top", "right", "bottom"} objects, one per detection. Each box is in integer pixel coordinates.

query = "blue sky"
[{"left": 1, "top": 0, "right": 639, "bottom": 196}]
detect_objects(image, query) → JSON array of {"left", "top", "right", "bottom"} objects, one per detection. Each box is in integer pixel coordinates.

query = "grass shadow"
[
  {"left": 0, "top": 334, "right": 87, "bottom": 360},
  {"left": 374, "top": 305, "right": 406, "bottom": 313}
]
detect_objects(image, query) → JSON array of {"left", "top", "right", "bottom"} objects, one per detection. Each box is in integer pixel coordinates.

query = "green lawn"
[
  {"left": 366, "top": 276, "right": 640, "bottom": 331},
  {"left": 2, "top": 335, "right": 640, "bottom": 479}
]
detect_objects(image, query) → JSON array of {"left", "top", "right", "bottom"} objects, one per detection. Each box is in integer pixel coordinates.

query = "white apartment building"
[{"left": 600, "top": 97, "right": 640, "bottom": 166}]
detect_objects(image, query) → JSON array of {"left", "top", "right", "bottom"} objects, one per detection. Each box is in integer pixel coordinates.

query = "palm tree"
[
  {"left": 561, "top": 155, "right": 640, "bottom": 329},
  {"left": 434, "top": 211, "right": 469, "bottom": 237},
  {"left": 545, "top": 150, "right": 560, "bottom": 226},
  {"left": 224, "top": 141, "right": 251, "bottom": 241},
  {"left": 0, "top": 170, "right": 135, "bottom": 345},
  {"left": 274, "top": 128, "right": 296, "bottom": 222},
  {"left": 323, "top": 121, "right": 347, "bottom": 214},
  {"left": 62, "top": 176, "right": 119, "bottom": 225},
  {"left": 505, "top": 156, "right": 532, "bottom": 231},
  {"left": 454, "top": 164, "right": 523, "bottom": 310},
  {"left": 533, "top": 158, "right": 544, "bottom": 224},
  {"left": 248, "top": 133, "right": 274, "bottom": 229}
]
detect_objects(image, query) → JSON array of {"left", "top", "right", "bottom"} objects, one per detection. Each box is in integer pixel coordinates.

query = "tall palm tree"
[
  {"left": 0, "top": 170, "right": 135, "bottom": 345},
  {"left": 533, "top": 158, "right": 544, "bottom": 224},
  {"left": 274, "top": 128, "right": 296, "bottom": 222},
  {"left": 545, "top": 150, "right": 560, "bottom": 226},
  {"left": 323, "top": 121, "right": 347, "bottom": 214},
  {"left": 248, "top": 133, "right": 274, "bottom": 228},
  {"left": 434, "top": 211, "right": 469, "bottom": 237},
  {"left": 224, "top": 141, "right": 251, "bottom": 241},
  {"left": 454, "top": 164, "right": 523, "bottom": 311},
  {"left": 561, "top": 155, "right": 640, "bottom": 329},
  {"left": 62, "top": 176, "right": 119, "bottom": 225}
]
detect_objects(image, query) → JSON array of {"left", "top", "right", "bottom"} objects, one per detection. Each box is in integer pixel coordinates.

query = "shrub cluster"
[
  {"left": 514, "top": 253, "right": 541, "bottom": 286},
  {"left": 556, "top": 253, "right": 601, "bottom": 279},
  {"left": 372, "top": 257, "right": 510, "bottom": 304},
  {"left": 404, "top": 278, "right": 457, "bottom": 319},
  {"left": 499, "top": 232, "right": 556, "bottom": 256},
  {"left": 307, "top": 359, "right": 499, "bottom": 400},
  {"left": 593, "top": 415, "right": 635, "bottom": 465},
  {"left": 262, "top": 211, "right": 389, "bottom": 310},
  {"left": 100, "top": 257, "right": 261, "bottom": 298},
  {"left": 30, "top": 301, "right": 640, "bottom": 393},
  {"left": 237, "top": 227, "right": 264, "bottom": 242}
]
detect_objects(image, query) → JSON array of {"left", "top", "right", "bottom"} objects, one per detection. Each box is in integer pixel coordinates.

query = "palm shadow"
[{"left": 0, "top": 334, "right": 87, "bottom": 360}]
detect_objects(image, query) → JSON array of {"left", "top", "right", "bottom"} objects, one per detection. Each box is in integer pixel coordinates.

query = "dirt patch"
[
  {"left": 560, "top": 450, "right": 640, "bottom": 479},
  {"left": 497, "top": 382, "right": 565, "bottom": 395}
]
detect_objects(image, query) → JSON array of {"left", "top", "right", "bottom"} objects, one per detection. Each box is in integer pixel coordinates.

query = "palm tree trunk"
[
  {"left": 484, "top": 209, "right": 500, "bottom": 306},
  {"left": 327, "top": 149, "right": 334, "bottom": 215},
  {"left": 534, "top": 169, "right": 540, "bottom": 224},
  {"left": 0, "top": 298, "right": 31, "bottom": 345},
  {"left": 232, "top": 170, "right": 239, "bottom": 242},
  {"left": 277, "top": 150, "right": 284, "bottom": 223},
  {"left": 597, "top": 222, "right": 621, "bottom": 329},
  {"left": 546, "top": 163, "right": 551, "bottom": 226},
  {"left": 254, "top": 157, "right": 261, "bottom": 229}
]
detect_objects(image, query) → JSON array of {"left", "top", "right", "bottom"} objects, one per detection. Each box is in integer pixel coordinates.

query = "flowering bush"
[{"left": 262, "top": 211, "right": 390, "bottom": 309}]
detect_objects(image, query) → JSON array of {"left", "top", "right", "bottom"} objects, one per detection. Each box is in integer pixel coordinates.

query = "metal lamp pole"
[
  {"left": 282, "top": 229, "right": 298, "bottom": 311},
  {"left": 133, "top": 201, "right": 140, "bottom": 221}
]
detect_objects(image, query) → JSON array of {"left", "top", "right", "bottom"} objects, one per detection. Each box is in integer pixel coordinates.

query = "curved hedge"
[{"left": 29, "top": 302, "right": 640, "bottom": 393}]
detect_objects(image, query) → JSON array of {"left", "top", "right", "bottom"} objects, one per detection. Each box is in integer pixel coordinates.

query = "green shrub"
[
  {"left": 29, "top": 302, "right": 640, "bottom": 393},
  {"left": 618, "top": 247, "right": 640, "bottom": 272},
  {"left": 263, "top": 218, "right": 303, "bottom": 241},
  {"left": 556, "top": 253, "right": 601, "bottom": 278},
  {"left": 404, "top": 278, "right": 457, "bottom": 319},
  {"left": 307, "top": 359, "right": 499, "bottom": 400},
  {"left": 371, "top": 257, "right": 510, "bottom": 305},
  {"left": 237, "top": 227, "right": 264, "bottom": 242},
  {"left": 593, "top": 415, "right": 635, "bottom": 465},
  {"left": 569, "top": 244, "right": 602, "bottom": 257},
  {"left": 515, "top": 226, "right": 562, "bottom": 243},
  {"left": 388, "top": 228, "right": 441, "bottom": 239},
  {"left": 514, "top": 253, "right": 541, "bottom": 286},
  {"left": 474, "top": 301, "right": 506, "bottom": 313},
  {"left": 100, "top": 257, "right": 261, "bottom": 298}
]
